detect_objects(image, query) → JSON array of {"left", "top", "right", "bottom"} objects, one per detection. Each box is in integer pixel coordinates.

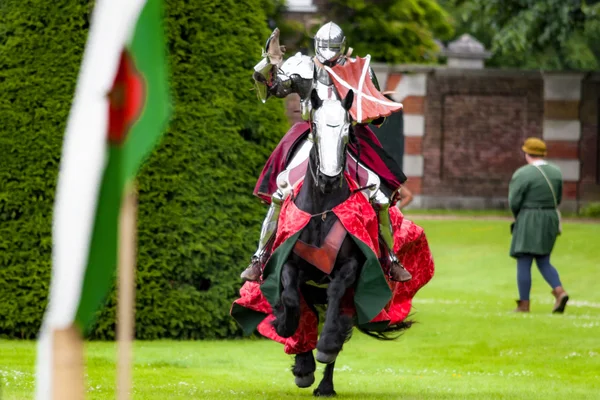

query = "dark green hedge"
[{"left": 0, "top": 0, "right": 289, "bottom": 339}]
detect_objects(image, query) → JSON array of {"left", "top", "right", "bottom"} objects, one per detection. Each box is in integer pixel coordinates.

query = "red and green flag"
[{"left": 36, "top": 0, "right": 170, "bottom": 397}]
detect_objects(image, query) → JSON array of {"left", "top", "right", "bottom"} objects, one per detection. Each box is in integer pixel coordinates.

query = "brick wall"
[
  {"left": 422, "top": 70, "right": 544, "bottom": 204},
  {"left": 282, "top": 63, "right": 600, "bottom": 210}
]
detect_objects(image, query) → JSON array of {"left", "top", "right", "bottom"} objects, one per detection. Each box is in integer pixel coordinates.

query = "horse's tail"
[{"left": 356, "top": 319, "right": 415, "bottom": 341}]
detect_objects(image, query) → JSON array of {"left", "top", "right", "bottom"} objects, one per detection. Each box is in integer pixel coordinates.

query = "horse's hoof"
[
  {"left": 316, "top": 350, "right": 337, "bottom": 364},
  {"left": 313, "top": 388, "right": 336, "bottom": 397},
  {"left": 295, "top": 372, "right": 315, "bottom": 388}
]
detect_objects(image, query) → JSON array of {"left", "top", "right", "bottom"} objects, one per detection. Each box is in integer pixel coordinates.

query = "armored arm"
[
  {"left": 252, "top": 28, "right": 313, "bottom": 102},
  {"left": 253, "top": 52, "right": 314, "bottom": 102}
]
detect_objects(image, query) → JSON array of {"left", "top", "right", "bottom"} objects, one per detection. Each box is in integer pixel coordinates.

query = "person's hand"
[{"left": 396, "top": 186, "right": 414, "bottom": 210}]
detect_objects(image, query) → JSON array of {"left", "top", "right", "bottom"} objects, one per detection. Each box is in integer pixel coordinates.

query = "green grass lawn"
[
  {"left": 404, "top": 208, "right": 515, "bottom": 217},
  {"left": 403, "top": 208, "right": 599, "bottom": 219},
  {"left": 1, "top": 219, "right": 599, "bottom": 399}
]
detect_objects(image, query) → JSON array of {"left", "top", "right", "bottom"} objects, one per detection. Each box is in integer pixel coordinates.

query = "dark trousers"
[{"left": 517, "top": 255, "right": 563, "bottom": 301}]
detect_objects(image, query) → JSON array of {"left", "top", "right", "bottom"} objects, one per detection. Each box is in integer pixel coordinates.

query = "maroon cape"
[{"left": 253, "top": 122, "right": 407, "bottom": 204}]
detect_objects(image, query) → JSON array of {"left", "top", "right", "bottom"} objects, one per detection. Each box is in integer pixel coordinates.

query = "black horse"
[{"left": 270, "top": 89, "right": 411, "bottom": 397}]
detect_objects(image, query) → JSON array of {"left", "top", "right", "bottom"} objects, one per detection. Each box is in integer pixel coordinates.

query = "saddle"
[{"left": 293, "top": 219, "right": 347, "bottom": 275}]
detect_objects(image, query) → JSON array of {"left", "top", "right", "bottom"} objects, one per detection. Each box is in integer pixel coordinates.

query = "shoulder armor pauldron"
[{"left": 279, "top": 52, "right": 314, "bottom": 80}]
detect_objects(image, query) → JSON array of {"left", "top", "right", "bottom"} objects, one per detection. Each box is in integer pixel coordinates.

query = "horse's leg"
[
  {"left": 271, "top": 261, "right": 300, "bottom": 338},
  {"left": 316, "top": 257, "right": 358, "bottom": 364},
  {"left": 313, "top": 361, "right": 336, "bottom": 397},
  {"left": 292, "top": 350, "right": 316, "bottom": 388}
]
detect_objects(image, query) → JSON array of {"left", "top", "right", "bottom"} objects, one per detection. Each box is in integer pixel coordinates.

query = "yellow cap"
[{"left": 522, "top": 137, "right": 547, "bottom": 157}]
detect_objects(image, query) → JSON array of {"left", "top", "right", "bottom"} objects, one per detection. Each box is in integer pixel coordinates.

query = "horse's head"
[{"left": 309, "top": 89, "right": 354, "bottom": 194}]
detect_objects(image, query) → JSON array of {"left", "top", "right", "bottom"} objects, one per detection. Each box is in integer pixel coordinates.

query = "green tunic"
[{"left": 508, "top": 161, "right": 562, "bottom": 258}]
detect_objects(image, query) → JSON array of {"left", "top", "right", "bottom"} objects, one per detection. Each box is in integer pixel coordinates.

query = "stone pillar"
[
  {"left": 542, "top": 73, "right": 584, "bottom": 206},
  {"left": 385, "top": 71, "right": 428, "bottom": 203},
  {"left": 441, "top": 34, "right": 491, "bottom": 69}
]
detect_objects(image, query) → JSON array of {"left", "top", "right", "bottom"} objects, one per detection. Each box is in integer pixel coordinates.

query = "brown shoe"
[
  {"left": 513, "top": 300, "right": 530, "bottom": 312},
  {"left": 240, "top": 258, "right": 262, "bottom": 282},
  {"left": 389, "top": 262, "right": 412, "bottom": 282},
  {"left": 551, "top": 287, "right": 569, "bottom": 313}
]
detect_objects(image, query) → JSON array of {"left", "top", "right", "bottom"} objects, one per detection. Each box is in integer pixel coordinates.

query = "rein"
[
  {"left": 351, "top": 183, "right": 377, "bottom": 194},
  {"left": 300, "top": 183, "right": 375, "bottom": 223}
]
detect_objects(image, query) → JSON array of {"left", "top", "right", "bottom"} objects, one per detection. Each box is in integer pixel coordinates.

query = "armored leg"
[
  {"left": 240, "top": 190, "right": 285, "bottom": 282},
  {"left": 372, "top": 190, "right": 412, "bottom": 283}
]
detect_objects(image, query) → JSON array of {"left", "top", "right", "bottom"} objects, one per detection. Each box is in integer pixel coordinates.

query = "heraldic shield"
[{"left": 324, "top": 55, "right": 403, "bottom": 124}]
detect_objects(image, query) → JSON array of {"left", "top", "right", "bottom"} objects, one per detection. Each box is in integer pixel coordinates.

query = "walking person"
[{"left": 509, "top": 138, "right": 569, "bottom": 313}]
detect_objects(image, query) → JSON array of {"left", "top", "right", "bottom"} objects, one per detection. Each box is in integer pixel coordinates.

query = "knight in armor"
[{"left": 241, "top": 22, "right": 412, "bottom": 283}]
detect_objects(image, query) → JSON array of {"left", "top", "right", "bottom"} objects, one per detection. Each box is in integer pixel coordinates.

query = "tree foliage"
[
  {"left": 0, "top": 0, "right": 288, "bottom": 339},
  {"left": 442, "top": 0, "right": 600, "bottom": 70},
  {"left": 261, "top": 0, "right": 317, "bottom": 54},
  {"left": 317, "top": 0, "right": 454, "bottom": 64}
]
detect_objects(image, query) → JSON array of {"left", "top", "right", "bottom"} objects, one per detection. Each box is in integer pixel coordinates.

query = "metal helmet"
[{"left": 314, "top": 22, "right": 346, "bottom": 64}]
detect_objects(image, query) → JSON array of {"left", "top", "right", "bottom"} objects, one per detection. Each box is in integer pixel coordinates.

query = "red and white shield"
[{"left": 324, "top": 55, "right": 402, "bottom": 123}]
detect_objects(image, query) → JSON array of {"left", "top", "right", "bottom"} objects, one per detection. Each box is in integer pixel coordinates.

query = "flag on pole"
[{"left": 36, "top": 0, "right": 170, "bottom": 397}]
